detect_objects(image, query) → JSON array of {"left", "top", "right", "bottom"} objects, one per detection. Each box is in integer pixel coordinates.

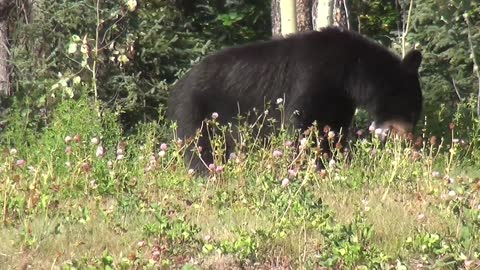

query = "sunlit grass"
[{"left": 1, "top": 99, "right": 479, "bottom": 269}]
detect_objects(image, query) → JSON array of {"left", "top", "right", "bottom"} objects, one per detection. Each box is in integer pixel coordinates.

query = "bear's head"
[{"left": 372, "top": 49, "right": 423, "bottom": 137}]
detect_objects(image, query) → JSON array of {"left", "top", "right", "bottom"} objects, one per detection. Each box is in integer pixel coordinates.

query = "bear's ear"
[{"left": 401, "top": 49, "right": 422, "bottom": 73}]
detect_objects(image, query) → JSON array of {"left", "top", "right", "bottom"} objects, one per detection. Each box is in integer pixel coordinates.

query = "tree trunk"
[
  {"left": 0, "top": 0, "right": 13, "bottom": 96},
  {"left": 272, "top": 0, "right": 348, "bottom": 37},
  {"left": 296, "top": 0, "right": 312, "bottom": 32},
  {"left": 332, "top": 0, "right": 349, "bottom": 29},
  {"left": 271, "top": 0, "right": 281, "bottom": 38},
  {"left": 311, "top": 0, "right": 349, "bottom": 30},
  {"left": 312, "top": 0, "right": 333, "bottom": 30},
  {"left": 280, "top": 0, "right": 297, "bottom": 37}
]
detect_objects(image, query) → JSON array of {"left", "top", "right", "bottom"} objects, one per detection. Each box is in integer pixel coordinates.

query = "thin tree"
[
  {"left": 272, "top": 0, "right": 298, "bottom": 38},
  {"left": 0, "top": 0, "right": 13, "bottom": 96}
]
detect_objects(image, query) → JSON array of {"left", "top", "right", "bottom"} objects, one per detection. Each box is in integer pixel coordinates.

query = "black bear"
[{"left": 166, "top": 27, "right": 423, "bottom": 172}]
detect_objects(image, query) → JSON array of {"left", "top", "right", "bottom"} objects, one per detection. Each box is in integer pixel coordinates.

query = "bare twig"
[
  {"left": 343, "top": 0, "right": 350, "bottom": 30},
  {"left": 401, "top": 0, "right": 414, "bottom": 57},
  {"left": 464, "top": 14, "right": 480, "bottom": 118},
  {"left": 452, "top": 78, "right": 463, "bottom": 101}
]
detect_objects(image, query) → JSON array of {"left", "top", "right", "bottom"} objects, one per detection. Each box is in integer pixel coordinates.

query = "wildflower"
[
  {"left": 272, "top": 150, "right": 283, "bottom": 158},
  {"left": 328, "top": 159, "right": 336, "bottom": 168},
  {"left": 276, "top": 98, "right": 283, "bottom": 104},
  {"left": 9, "top": 148, "right": 17, "bottom": 155},
  {"left": 82, "top": 162, "right": 91, "bottom": 173},
  {"left": 284, "top": 140, "right": 293, "bottom": 147},
  {"left": 448, "top": 190, "right": 456, "bottom": 197},
  {"left": 96, "top": 145, "right": 106, "bottom": 157},
  {"left": 91, "top": 137, "right": 100, "bottom": 145},
  {"left": 281, "top": 178, "right": 290, "bottom": 187},
  {"left": 16, "top": 159, "right": 26, "bottom": 168},
  {"left": 418, "top": 213, "right": 425, "bottom": 220},
  {"left": 188, "top": 169, "right": 195, "bottom": 175},
  {"left": 160, "top": 143, "right": 168, "bottom": 151},
  {"left": 65, "top": 161, "right": 71, "bottom": 167},
  {"left": 208, "top": 163, "right": 215, "bottom": 171},
  {"left": 327, "top": 131, "right": 335, "bottom": 140},
  {"left": 117, "top": 154, "right": 125, "bottom": 160},
  {"left": 215, "top": 165, "right": 224, "bottom": 173},
  {"left": 116, "top": 148, "right": 124, "bottom": 155},
  {"left": 288, "top": 169, "right": 297, "bottom": 178},
  {"left": 72, "top": 135, "right": 82, "bottom": 144},
  {"left": 158, "top": 150, "right": 166, "bottom": 158},
  {"left": 127, "top": 0, "right": 137, "bottom": 12},
  {"left": 197, "top": 146, "right": 203, "bottom": 153},
  {"left": 211, "top": 112, "right": 219, "bottom": 119},
  {"left": 90, "top": 180, "right": 98, "bottom": 189},
  {"left": 65, "top": 146, "right": 73, "bottom": 155},
  {"left": 335, "top": 142, "right": 342, "bottom": 150},
  {"left": 137, "top": 240, "right": 146, "bottom": 248},
  {"left": 431, "top": 171, "right": 441, "bottom": 178},
  {"left": 299, "top": 138, "right": 308, "bottom": 149},
  {"left": 229, "top": 152, "right": 236, "bottom": 160},
  {"left": 322, "top": 125, "right": 331, "bottom": 133},
  {"left": 64, "top": 135, "right": 72, "bottom": 143},
  {"left": 356, "top": 129, "right": 364, "bottom": 137}
]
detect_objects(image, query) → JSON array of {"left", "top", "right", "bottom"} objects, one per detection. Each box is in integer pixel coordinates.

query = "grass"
[{"left": 1, "top": 99, "right": 480, "bottom": 269}]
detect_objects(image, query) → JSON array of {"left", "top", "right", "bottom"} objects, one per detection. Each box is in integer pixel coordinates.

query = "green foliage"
[
  {"left": 408, "top": 0, "right": 480, "bottom": 137},
  {"left": 350, "top": 0, "right": 400, "bottom": 46},
  {"left": 6, "top": 0, "right": 270, "bottom": 134}
]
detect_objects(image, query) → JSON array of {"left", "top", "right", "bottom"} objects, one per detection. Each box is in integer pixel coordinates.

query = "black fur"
[{"left": 166, "top": 27, "right": 423, "bottom": 172}]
